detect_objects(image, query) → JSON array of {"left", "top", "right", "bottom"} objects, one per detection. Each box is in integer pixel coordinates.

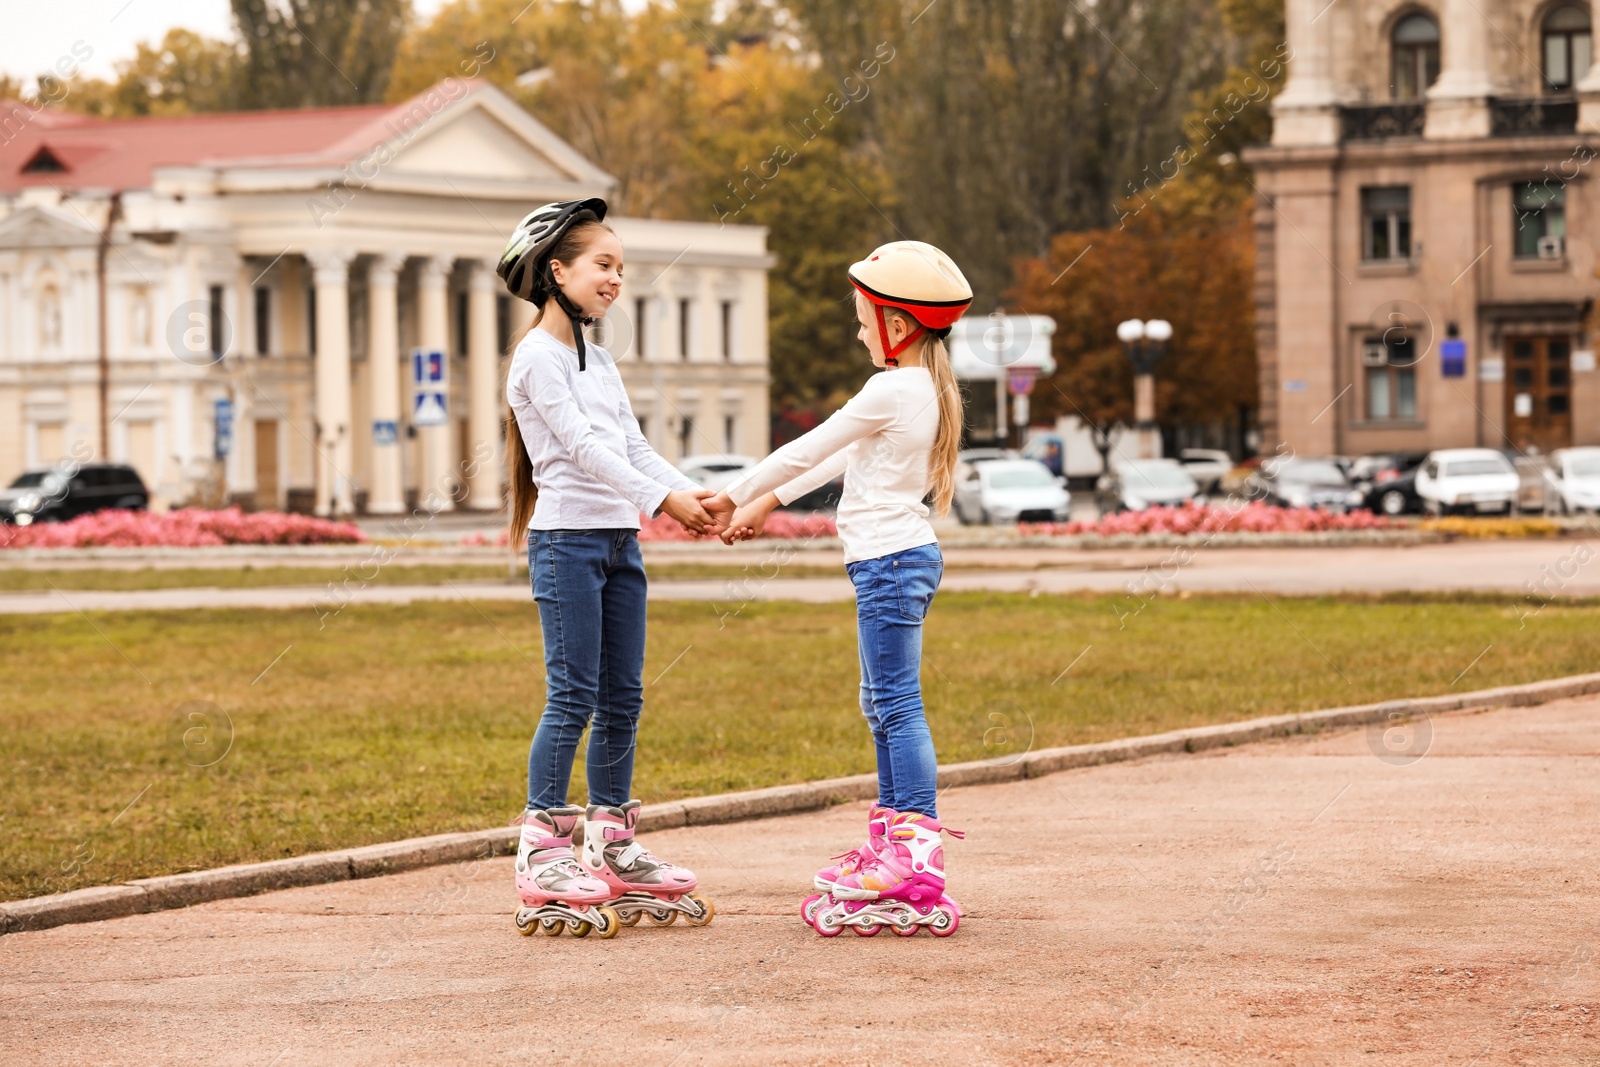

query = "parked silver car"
[
  {"left": 1095, "top": 459, "right": 1201, "bottom": 513},
  {"left": 953, "top": 459, "right": 1071, "bottom": 524}
]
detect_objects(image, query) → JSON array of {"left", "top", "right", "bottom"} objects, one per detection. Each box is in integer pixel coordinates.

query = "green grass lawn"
[{"left": 2, "top": 590, "right": 1593, "bottom": 902}]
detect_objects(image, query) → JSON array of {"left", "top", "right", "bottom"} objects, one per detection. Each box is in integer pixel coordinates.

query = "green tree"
[{"left": 230, "top": 0, "right": 410, "bottom": 108}]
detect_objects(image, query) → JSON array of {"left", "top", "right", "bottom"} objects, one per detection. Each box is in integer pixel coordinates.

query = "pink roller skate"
[
  {"left": 582, "top": 800, "right": 714, "bottom": 929},
  {"left": 801, "top": 804, "right": 897, "bottom": 925},
  {"left": 811, "top": 811, "right": 963, "bottom": 938},
  {"left": 514, "top": 805, "right": 621, "bottom": 938}
]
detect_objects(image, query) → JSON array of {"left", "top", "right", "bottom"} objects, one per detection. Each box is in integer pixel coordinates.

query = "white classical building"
[{"left": 0, "top": 80, "right": 772, "bottom": 514}]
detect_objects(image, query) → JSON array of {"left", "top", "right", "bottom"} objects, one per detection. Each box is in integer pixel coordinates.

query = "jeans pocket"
[{"left": 893, "top": 560, "right": 943, "bottom": 622}]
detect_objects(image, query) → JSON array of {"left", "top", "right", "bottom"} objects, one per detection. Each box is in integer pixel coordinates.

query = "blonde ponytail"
[{"left": 922, "top": 334, "right": 963, "bottom": 516}]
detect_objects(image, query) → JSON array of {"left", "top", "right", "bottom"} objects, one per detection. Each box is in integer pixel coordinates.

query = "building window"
[
  {"left": 720, "top": 300, "right": 734, "bottom": 361},
  {"left": 724, "top": 414, "right": 736, "bottom": 452},
  {"left": 635, "top": 297, "right": 647, "bottom": 358},
  {"left": 307, "top": 285, "right": 317, "bottom": 356},
  {"left": 1364, "top": 334, "right": 1418, "bottom": 420},
  {"left": 454, "top": 290, "right": 469, "bottom": 357},
  {"left": 1391, "top": 14, "right": 1441, "bottom": 100},
  {"left": 679, "top": 298, "right": 692, "bottom": 361},
  {"left": 1543, "top": 4, "right": 1592, "bottom": 91},
  {"left": 678, "top": 414, "right": 694, "bottom": 456},
  {"left": 254, "top": 286, "right": 271, "bottom": 355},
  {"left": 1361, "top": 186, "right": 1412, "bottom": 260},
  {"left": 497, "top": 294, "right": 511, "bottom": 353},
  {"left": 1513, "top": 182, "right": 1566, "bottom": 257},
  {"left": 209, "top": 285, "right": 225, "bottom": 358}
]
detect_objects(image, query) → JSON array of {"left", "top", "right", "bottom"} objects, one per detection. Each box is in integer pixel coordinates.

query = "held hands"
[
  {"left": 661, "top": 488, "right": 724, "bottom": 536},
  {"left": 720, "top": 492, "right": 779, "bottom": 545}
]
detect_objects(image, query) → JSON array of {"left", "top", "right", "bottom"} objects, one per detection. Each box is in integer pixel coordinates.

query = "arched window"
[
  {"left": 1391, "top": 14, "right": 1442, "bottom": 100},
  {"left": 1543, "top": 4, "right": 1592, "bottom": 91}
]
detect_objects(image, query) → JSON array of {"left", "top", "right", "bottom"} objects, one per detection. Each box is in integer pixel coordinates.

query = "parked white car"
[
  {"left": 1096, "top": 458, "right": 1202, "bottom": 513},
  {"left": 676, "top": 454, "right": 758, "bottom": 493},
  {"left": 1413, "top": 449, "right": 1519, "bottom": 515},
  {"left": 1176, "top": 449, "right": 1232, "bottom": 494},
  {"left": 1546, "top": 447, "right": 1600, "bottom": 514},
  {"left": 953, "top": 459, "right": 1071, "bottom": 524}
]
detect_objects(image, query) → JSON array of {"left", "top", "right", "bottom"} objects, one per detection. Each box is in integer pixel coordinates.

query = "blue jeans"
[
  {"left": 847, "top": 542, "right": 944, "bottom": 817},
  {"left": 526, "top": 529, "right": 647, "bottom": 809}
]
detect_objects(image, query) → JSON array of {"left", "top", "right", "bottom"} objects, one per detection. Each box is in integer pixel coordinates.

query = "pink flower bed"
[
  {"left": 1022, "top": 502, "right": 1400, "bottom": 538},
  {"left": 463, "top": 511, "right": 840, "bottom": 546},
  {"left": 0, "top": 508, "right": 366, "bottom": 549}
]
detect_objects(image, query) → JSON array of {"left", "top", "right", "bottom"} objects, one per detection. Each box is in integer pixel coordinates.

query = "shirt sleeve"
[
  {"left": 773, "top": 448, "right": 848, "bottom": 506},
  {"left": 518, "top": 341, "right": 673, "bottom": 516},
  {"left": 620, "top": 389, "right": 699, "bottom": 500},
  {"left": 726, "top": 373, "right": 900, "bottom": 506}
]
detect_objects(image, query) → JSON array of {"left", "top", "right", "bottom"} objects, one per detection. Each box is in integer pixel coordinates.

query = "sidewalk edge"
[{"left": 6, "top": 671, "right": 1598, "bottom": 936}]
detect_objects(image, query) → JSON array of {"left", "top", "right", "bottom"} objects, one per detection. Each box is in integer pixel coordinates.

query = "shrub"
[{"left": 0, "top": 508, "right": 367, "bottom": 549}]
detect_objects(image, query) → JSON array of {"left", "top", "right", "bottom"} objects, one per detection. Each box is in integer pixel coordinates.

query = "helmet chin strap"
[
  {"left": 548, "top": 278, "right": 596, "bottom": 371},
  {"left": 874, "top": 303, "right": 925, "bottom": 368}
]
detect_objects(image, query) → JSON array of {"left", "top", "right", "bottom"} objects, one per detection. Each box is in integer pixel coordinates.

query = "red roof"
[{"left": 0, "top": 88, "right": 465, "bottom": 193}]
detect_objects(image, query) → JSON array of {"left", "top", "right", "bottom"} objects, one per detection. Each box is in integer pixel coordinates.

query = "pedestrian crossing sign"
[{"left": 413, "top": 392, "right": 448, "bottom": 426}]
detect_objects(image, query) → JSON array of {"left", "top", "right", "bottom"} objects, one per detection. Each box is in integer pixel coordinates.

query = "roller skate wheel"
[
  {"left": 538, "top": 917, "right": 564, "bottom": 937},
  {"left": 592, "top": 906, "right": 621, "bottom": 940},
  {"left": 852, "top": 917, "right": 881, "bottom": 936},
  {"left": 928, "top": 906, "right": 960, "bottom": 938},
  {"left": 684, "top": 895, "right": 715, "bottom": 927},
  {"left": 644, "top": 907, "right": 677, "bottom": 927},
  {"left": 891, "top": 917, "right": 919, "bottom": 937},
  {"left": 569, "top": 919, "right": 593, "bottom": 938},
  {"left": 812, "top": 907, "right": 845, "bottom": 938},
  {"left": 514, "top": 909, "right": 539, "bottom": 936},
  {"left": 800, "top": 894, "right": 824, "bottom": 924},
  {"left": 617, "top": 909, "right": 642, "bottom": 927}
]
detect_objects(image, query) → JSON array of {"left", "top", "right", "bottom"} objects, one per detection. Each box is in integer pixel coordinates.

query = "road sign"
[
  {"left": 412, "top": 348, "right": 446, "bottom": 387},
  {"left": 413, "top": 392, "right": 448, "bottom": 427},
  {"left": 1007, "top": 368, "right": 1039, "bottom": 396},
  {"left": 1440, "top": 339, "right": 1466, "bottom": 378},
  {"left": 373, "top": 420, "right": 398, "bottom": 446},
  {"left": 214, "top": 398, "right": 234, "bottom": 458}
]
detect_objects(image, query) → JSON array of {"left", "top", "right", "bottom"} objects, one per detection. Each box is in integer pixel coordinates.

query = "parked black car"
[
  {"left": 0, "top": 464, "right": 149, "bottom": 525},
  {"left": 1346, "top": 452, "right": 1428, "bottom": 516}
]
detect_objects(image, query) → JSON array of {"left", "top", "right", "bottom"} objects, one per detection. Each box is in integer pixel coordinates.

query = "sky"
[{"left": 1, "top": 0, "right": 455, "bottom": 88}]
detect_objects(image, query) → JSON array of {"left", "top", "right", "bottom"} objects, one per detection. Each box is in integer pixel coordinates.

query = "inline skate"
[
  {"left": 582, "top": 800, "right": 714, "bottom": 928},
  {"left": 514, "top": 805, "right": 621, "bottom": 938},
  {"left": 801, "top": 804, "right": 896, "bottom": 925},
  {"left": 809, "top": 811, "right": 963, "bottom": 938}
]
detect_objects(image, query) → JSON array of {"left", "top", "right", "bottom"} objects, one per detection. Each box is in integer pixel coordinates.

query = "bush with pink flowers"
[
  {"left": 0, "top": 508, "right": 367, "bottom": 549},
  {"left": 1021, "top": 502, "right": 1401, "bottom": 538},
  {"left": 466, "top": 511, "right": 841, "bottom": 546}
]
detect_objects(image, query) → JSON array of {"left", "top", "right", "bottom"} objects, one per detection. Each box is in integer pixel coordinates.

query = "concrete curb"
[{"left": 6, "top": 670, "right": 1599, "bottom": 936}]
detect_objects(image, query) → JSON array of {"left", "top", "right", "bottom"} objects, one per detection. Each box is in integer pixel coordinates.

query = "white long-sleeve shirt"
[
  {"left": 507, "top": 329, "right": 698, "bottom": 530},
  {"left": 728, "top": 367, "right": 939, "bottom": 563}
]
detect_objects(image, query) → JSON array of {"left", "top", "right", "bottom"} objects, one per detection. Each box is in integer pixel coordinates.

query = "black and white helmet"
[{"left": 497, "top": 197, "right": 608, "bottom": 304}]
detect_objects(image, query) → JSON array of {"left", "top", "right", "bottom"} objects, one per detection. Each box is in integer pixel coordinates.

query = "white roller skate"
[
  {"left": 811, "top": 811, "right": 963, "bottom": 938},
  {"left": 582, "top": 800, "right": 714, "bottom": 929},
  {"left": 514, "top": 805, "right": 621, "bottom": 938}
]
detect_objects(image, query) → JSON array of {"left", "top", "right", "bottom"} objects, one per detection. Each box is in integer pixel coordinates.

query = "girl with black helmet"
[
  {"left": 706, "top": 241, "right": 973, "bottom": 937},
  {"left": 501, "top": 199, "right": 719, "bottom": 937}
]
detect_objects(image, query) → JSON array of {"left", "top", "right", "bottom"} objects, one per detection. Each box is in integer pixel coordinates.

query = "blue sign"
[
  {"left": 412, "top": 348, "right": 446, "bottom": 387},
  {"left": 1441, "top": 338, "right": 1467, "bottom": 378},
  {"left": 373, "top": 420, "right": 398, "bottom": 446},
  {"left": 214, "top": 398, "right": 234, "bottom": 459},
  {"left": 413, "top": 392, "right": 448, "bottom": 427}
]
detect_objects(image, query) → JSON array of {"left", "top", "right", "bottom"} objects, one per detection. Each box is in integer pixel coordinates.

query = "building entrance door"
[
  {"left": 1505, "top": 336, "right": 1573, "bottom": 452},
  {"left": 254, "top": 419, "right": 279, "bottom": 510}
]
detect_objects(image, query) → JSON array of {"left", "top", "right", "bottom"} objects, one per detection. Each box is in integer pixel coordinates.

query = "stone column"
[
  {"left": 306, "top": 247, "right": 356, "bottom": 516},
  {"left": 416, "top": 254, "right": 455, "bottom": 511},
  {"left": 366, "top": 253, "right": 406, "bottom": 514},
  {"left": 465, "top": 260, "right": 501, "bottom": 510},
  {"left": 1425, "top": 0, "right": 1495, "bottom": 139},
  {"left": 1270, "top": 0, "right": 1340, "bottom": 146}
]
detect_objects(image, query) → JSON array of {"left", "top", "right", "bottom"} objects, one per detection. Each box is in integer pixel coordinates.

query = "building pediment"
[{"left": 0, "top": 203, "right": 101, "bottom": 249}]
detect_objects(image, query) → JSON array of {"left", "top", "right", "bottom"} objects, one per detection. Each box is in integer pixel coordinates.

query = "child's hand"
[
  {"left": 661, "top": 489, "right": 720, "bottom": 535},
  {"left": 701, "top": 491, "right": 736, "bottom": 532},
  {"left": 721, "top": 493, "right": 778, "bottom": 544}
]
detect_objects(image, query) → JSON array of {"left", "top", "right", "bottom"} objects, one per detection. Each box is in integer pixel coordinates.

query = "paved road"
[
  {"left": 4, "top": 697, "right": 1597, "bottom": 1065},
  {"left": 0, "top": 539, "right": 1594, "bottom": 614}
]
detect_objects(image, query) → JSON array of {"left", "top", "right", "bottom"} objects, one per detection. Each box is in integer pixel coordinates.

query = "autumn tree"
[{"left": 230, "top": 0, "right": 409, "bottom": 108}]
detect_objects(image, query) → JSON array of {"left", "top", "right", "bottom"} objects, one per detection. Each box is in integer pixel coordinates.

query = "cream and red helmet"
[{"left": 848, "top": 241, "right": 974, "bottom": 365}]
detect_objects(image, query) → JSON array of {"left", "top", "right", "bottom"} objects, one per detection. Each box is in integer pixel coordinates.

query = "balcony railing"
[
  {"left": 1489, "top": 95, "right": 1578, "bottom": 137},
  {"left": 1339, "top": 103, "right": 1425, "bottom": 142}
]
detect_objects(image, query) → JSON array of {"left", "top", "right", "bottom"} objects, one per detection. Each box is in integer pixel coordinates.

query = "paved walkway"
[
  {"left": 0, "top": 539, "right": 1595, "bottom": 614},
  {"left": 4, "top": 697, "right": 1597, "bottom": 1065}
]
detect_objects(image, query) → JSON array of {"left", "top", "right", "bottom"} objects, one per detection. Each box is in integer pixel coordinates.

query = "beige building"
[
  {"left": 0, "top": 80, "right": 772, "bottom": 515},
  {"left": 1248, "top": 0, "right": 1600, "bottom": 456}
]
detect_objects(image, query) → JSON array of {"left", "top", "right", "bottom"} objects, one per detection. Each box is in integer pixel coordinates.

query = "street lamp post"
[{"left": 1116, "top": 318, "right": 1171, "bottom": 459}]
